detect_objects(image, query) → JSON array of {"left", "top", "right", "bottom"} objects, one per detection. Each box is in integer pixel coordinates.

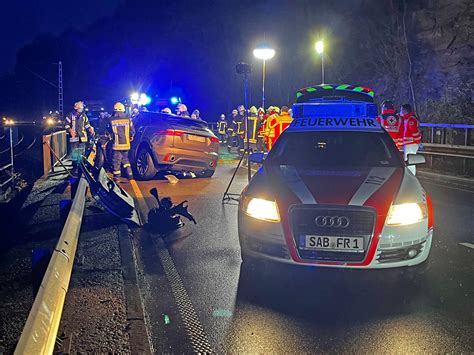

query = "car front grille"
[{"left": 289, "top": 205, "right": 376, "bottom": 262}]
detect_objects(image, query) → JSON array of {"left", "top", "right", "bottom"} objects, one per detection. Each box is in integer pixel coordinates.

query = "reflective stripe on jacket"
[
  {"left": 402, "top": 112, "right": 421, "bottom": 145},
  {"left": 64, "top": 112, "right": 90, "bottom": 143},
  {"left": 109, "top": 113, "right": 135, "bottom": 151},
  {"left": 218, "top": 120, "right": 227, "bottom": 134},
  {"left": 376, "top": 109, "right": 403, "bottom": 148}
]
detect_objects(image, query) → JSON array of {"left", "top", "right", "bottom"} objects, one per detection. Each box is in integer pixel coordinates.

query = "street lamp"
[
  {"left": 253, "top": 44, "right": 275, "bottom": 110},
  {"left": 315, "top": 40, "right": 325, "bottom": 84}
]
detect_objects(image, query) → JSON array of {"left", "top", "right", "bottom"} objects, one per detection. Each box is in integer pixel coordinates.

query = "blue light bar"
[{"left": 292, "top": 103, "right": 378, "bottom": 119}]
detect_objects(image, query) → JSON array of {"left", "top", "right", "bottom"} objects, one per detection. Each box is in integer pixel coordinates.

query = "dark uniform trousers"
[{"left": 112, "top": 150, "right": 133, "bottom": 179}]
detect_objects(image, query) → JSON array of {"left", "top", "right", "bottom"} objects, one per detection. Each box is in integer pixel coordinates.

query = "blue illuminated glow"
[{"left": 170, "top": 97, "right": 179, "bottom": 105}]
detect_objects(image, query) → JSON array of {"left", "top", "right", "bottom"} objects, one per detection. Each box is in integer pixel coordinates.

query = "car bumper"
[
  {"left": 238, "top": 213, "right": 433, "bottom": 269},
  {"left": 152, "top": 146, "right": 219, "bottom": 173}
]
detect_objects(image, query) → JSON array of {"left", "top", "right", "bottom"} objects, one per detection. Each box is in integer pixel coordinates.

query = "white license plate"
[
  {"left": 187, "top": 134, "right": 206, "bottom": 143},
  {"left": 302, "top": 235, "right": 364, "bottom": 252}
]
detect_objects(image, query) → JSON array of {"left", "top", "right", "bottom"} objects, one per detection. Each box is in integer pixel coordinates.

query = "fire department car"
[{"left": 238, "top": 84, "right": 433, "bottom": 269}]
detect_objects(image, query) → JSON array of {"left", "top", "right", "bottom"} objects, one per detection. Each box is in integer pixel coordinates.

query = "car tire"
[{"left": 135, "top": 146, "right": 157, "bottom": 180}]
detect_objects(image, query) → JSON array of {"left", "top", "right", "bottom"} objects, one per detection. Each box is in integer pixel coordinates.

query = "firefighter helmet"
[
  {"left": 161, "top": 107, "right": 172, "bottom": 114},
  {"left": 220, "top": 114, "right": 226, "bottom": 120},
  {"left": 113, "top": 102, "right": 125, "bottom": 112},
  {"left": 74, "top": 101, "right": 85, "bottom": 111},
  {"left": 232, "top": 109, "right": 238, "bottom": 115},
  {"left": 273, "top": 106, "right": 280, "bottom": 114},
  {"left": 249, "top": 106, "right": 258, "bottom": 114},
  {"left": 177, "top": 103, "right": 188, "bottom": 112}
]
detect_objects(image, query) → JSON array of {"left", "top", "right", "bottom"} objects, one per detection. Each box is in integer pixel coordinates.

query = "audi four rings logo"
[{"left": 315, "top": 216, "right": 350, "bottom": 228}]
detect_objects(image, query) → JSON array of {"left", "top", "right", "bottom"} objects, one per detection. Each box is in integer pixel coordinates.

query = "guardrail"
[
  {"left": 15, "top": 156, "right": 91, "bottom": 354},
  {"left": 43, "top": 130, "right": 67, "bottom": 177},
  {"left": 420, "top": 123, "right": 473, "bottom": 146}
]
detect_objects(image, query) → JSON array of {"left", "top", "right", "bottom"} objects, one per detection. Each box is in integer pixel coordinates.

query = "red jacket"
[
  {"left": 402, "top": 112, "right": 421, "bottom": 145},
  {"left": 376, "top": 109, "right": 403, "bottom": 149}
]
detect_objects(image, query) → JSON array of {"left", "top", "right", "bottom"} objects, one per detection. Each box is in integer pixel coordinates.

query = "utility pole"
[{"left": 58, "top": 61, "right": 63, "bottom": 119}]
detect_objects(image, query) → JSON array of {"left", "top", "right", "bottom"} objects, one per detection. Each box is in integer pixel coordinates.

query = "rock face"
[
  {"left": 409, "top": 0, "right": 473, "bottom": 122},
  {"left": 369, "top": 0, "right": 473, "bottom": 123}
]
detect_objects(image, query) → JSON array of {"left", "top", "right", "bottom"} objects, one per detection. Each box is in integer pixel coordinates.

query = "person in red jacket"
[
  {"left": 376, "top": 100, "right": 403, "bottom": 150},
  {"left": 400, "top": 103, "right": 422, "bottom": 174}
]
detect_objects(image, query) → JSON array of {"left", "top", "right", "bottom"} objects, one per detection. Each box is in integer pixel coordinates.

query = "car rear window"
[{"left": 266, "top": 131, "right": 403, "bottom": 168}]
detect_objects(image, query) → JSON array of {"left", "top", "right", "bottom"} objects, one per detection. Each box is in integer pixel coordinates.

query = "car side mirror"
[
  {"left": 407, "top": 154, "right": 425, "bottom": 166},
  {"left": 249, "top": 152, "right": 266, "bottom": 164}
]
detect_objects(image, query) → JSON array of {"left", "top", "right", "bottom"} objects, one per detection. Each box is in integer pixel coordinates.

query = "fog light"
[{"left": 407, "top": 249, "right": 418, "bottom": 259}]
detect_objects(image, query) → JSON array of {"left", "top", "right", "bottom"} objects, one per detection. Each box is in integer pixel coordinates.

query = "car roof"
[{"left": 296, "top": 84, "right": 375, "bottom": 103}]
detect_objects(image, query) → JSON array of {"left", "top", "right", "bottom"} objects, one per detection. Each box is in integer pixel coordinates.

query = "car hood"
[{"left": 248, "top": 164, "right": 405, "bottom": 216}]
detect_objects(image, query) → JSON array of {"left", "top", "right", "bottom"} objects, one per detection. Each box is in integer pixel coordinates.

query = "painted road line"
[
  {"left": 132, "top": 180, "right": 213, "bottom": 353},
  {"left": 129, "top": 179, "right": 149, "bottom": 224},
  {"left": 459, "top": 242, "right": 474, "bottom": 249}
]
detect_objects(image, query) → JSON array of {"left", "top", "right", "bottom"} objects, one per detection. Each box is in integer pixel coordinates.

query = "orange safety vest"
[{"left": 265, "top": 112, "right": 293, "bottom": 150}]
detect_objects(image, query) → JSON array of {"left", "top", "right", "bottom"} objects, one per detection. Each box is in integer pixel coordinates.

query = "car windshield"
[{"left": 266, "top": 131, "right": 403, "bottom": 168}]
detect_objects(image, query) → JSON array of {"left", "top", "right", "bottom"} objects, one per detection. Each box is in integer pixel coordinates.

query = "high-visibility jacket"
[
  {"left": 265, "top": 112, "right": 293, "bottom": 150},
  {"left": 376, "top": 109, "right": 403, "bottom": 149},
  {"left": 218, "top": 120, "right": 227, "bottom": 134},
  {"left": 244, "top": 114, "right": 258, "bottom": 144},
  {"left": 402, "top": 112, "right": 421, "bottom": 146},
  {"left": 234, "top": 118, "right": 245, "bottom": 135},
  {"left": 65, "top": 111, "right": 91, "bottom": 143},
  {"left": 109, "top": 113, "right": 135, "bottom": 151}
]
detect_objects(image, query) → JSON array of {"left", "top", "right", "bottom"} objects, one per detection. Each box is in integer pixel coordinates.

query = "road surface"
[{"left": 122, "top": 163, "right": 473, "bottom": 353}]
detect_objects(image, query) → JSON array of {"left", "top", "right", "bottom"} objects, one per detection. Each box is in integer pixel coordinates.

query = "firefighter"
[
  {"left": 94, "top": 109, "right": 112, "bottom": 170},
  {"left": 227, "top": 109, "right": 241, "bottom": 153},
  {"left": 161, "top": 107, "right": 172, "bottom": 114},
  {"left": 217, "top": 114, "right": 227, "bottom": 144},
  {"left": 192, "top": 109, "right": 201, "bottom": 120},
  {"left": 265, "top": 106, "right": 293, "bottom": 150},
  {"left": 176, "top": 103, "right": 190, "bottom": 117},
  {"left": 376, "top": 100, "right": 403, "bottom": 149},
  {"left": 256, "top": 107, "right": 267, "bottom": 152},
  {"left": 131, "top": 107, "right": 140, "bottom": 120},
  {"left": 236, "top": 105, "right": 246, "bottom": 153},
  {"left": 244, "top": 106, "right": 259, "bottom": 152},
  {"left": 400, "top": 103, "right": 421, "bottom": 175},
  {"left": 64, "top": 101, "right": 94, "bottom": 175},
  {"left": 264, "top": 106, "right": 280, "bottom": 151},
  {"left": 109, "top": 102, "right": 135, "bottom": 182}
]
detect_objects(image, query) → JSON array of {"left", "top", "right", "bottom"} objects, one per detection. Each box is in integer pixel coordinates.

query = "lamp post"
[
  {"left": 253, "top": 44, "right": 275, "bottom": 110},
  {"left": 315, "top": 40, "right": 324, "bottom": 84}
]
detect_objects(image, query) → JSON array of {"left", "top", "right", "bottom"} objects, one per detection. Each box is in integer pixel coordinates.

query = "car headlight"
[
  {"left": 386, "top": 203, "right": 427, "bottom": 226},
  {"left": 242, "top": 197, "right": 280, "bottom": 222}
]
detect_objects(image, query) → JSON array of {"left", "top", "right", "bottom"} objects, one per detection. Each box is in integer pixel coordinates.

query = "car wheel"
[{"left": 135, "top": 146, "right": 157, "bottom": 180}]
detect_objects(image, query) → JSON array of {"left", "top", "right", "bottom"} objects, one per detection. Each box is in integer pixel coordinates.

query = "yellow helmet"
[
  {"left": 273, "top": 106, "right": 280, "bottom": 114},
  {"left": 114, "top": 102, "right": 125, "bottom": 112},
  {"left": 74, "top": 101, "right": 84, "bottom": 110},
  {"left": 249, "top": 106, "right": 258, "bottom": 114}
]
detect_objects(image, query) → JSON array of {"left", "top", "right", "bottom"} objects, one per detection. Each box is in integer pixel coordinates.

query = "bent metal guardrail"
[{"left": 14, "top": 155, "right": 94, "bottom": 354}]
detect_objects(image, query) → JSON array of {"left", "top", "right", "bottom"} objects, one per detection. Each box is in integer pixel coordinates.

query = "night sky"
[
  {"left": 0, "top": 0, "right": 121, "bottom": 75},
  {"left": 0, "top": 0, "right": 470, "bottom": 123}
]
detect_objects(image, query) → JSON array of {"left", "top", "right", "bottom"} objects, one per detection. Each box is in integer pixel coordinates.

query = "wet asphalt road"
[{"left": 123, "top": 163, "right": 473, "bottom": 353}]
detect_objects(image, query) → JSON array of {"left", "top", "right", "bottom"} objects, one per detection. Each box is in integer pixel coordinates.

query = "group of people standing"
[
  {"left": 376, "top": 101, "right": 421, "bottom": 173},
  {"left": 217, "top": 105, "right": 294, "bottom": 154},
  {"left": 64, "top": 101, "right": 135, "bottom": 182}
]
